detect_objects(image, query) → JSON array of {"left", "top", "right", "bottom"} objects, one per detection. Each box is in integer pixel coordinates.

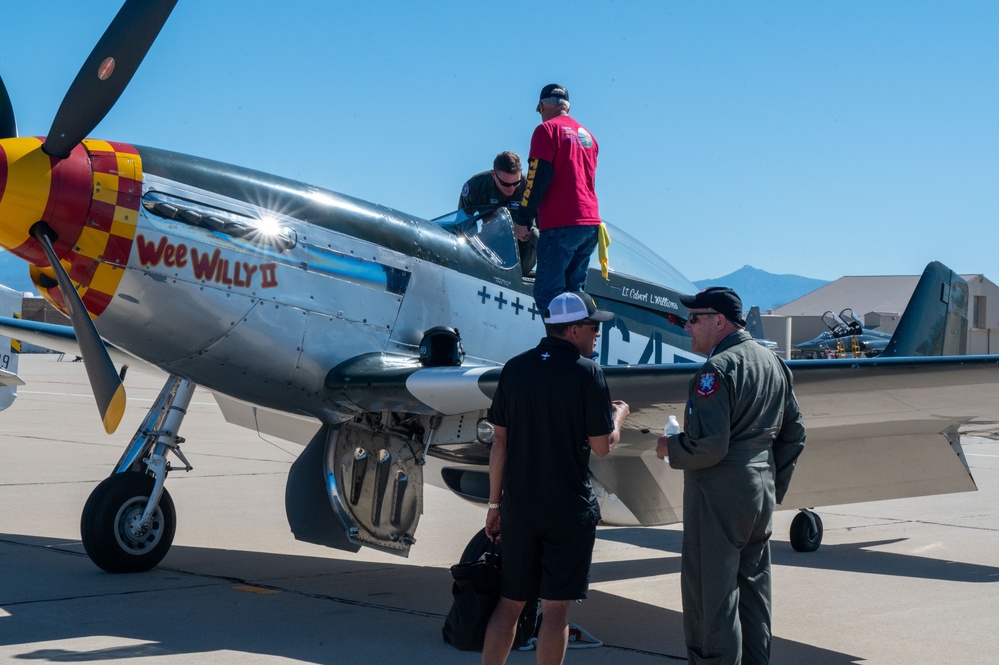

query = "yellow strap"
[{"left": 597, "top": 223, "right": 611, "bottom": 280}]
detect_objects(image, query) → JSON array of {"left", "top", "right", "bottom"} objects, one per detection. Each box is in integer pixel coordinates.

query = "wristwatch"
[{"left": 487, "top": 502, "right": 501, "bottom": 510}]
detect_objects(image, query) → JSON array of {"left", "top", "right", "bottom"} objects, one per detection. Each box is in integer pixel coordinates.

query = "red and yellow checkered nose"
[
  {"left": 0, "top": 137, "right": 91, "bottom": 261},
  {"left": 0, "top": 137, "right": 140, "bottom": 317}
]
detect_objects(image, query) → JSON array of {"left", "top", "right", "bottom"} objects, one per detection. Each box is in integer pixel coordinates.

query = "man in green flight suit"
[
  {"left": 656, "top": 286, "right": 806, "bottom": 665},
  {"left": 459, "top": 151, "right": 538, "bottom": 277}
]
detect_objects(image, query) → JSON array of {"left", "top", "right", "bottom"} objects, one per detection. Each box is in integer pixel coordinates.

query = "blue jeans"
[{"left": 533, "top": 225, "right": 599, "bottom": 312}]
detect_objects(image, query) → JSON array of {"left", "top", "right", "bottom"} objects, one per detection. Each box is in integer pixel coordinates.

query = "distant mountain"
[
  {"left": 694, "top": 265, "right": 827, "bottom": 312},
  {"left": 0, "top": 251, "right": 38, "bottom": 295}
]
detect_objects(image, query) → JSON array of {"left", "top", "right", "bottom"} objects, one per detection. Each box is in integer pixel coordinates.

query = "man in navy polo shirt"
[{"left": 482, "top": 291, "right": 629, "bottom": 665}]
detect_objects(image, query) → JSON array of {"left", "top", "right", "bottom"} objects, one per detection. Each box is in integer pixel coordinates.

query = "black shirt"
[{"left": 488, "top": 336, "right": 615, "bottom": 526}]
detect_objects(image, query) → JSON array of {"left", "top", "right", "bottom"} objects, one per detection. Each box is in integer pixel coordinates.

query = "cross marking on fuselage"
[{"left": 477, "top": 284, "right": 541, "bottom": 319}]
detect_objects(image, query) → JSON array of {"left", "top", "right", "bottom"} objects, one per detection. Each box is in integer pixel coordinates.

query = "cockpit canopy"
[
  {"left": 432, "top": 206, "right": 520, "bottom": 270},
  {"left": 431, "top": 206, "right": 696, "bottom": 295}
]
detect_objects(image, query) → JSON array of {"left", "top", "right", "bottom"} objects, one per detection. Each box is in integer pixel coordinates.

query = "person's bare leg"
[
  {"left": 536, "top": 599, "right": 570, "bottom": 665},
  {"left": 482, "top": 597, "right": 526, "bottom": 665}
]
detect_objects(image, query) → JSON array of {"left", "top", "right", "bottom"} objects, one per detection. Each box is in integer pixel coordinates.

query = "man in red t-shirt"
[{"left": 513, "top": 84, "right": 601, "bottom": 313}]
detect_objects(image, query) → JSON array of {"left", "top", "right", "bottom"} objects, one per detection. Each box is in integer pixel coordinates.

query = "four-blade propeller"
[
  {"left": 43, "top": 0, "right": 178, "bottom": 158},
  {"left": 31, "top": 227, "right": 127, "bottom": 433},
  {"left": 0, "top": 77, "right": 15, "bottom": 139},
  {"left": 1, "top": 0, "right": 178, "bottom": 430}
]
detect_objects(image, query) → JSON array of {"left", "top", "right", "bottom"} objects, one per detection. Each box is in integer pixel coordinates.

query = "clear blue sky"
[{"left": 2, "top": 1, "right": 996, "bottom": 282}]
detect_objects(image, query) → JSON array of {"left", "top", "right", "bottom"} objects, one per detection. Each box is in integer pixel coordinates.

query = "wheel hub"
[{"left": 115, "top": 497, "right": 162, "bottom": 553}]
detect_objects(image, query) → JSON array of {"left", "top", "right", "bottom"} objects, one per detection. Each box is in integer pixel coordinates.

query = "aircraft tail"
[
  {"left": 881, "top": 261, "right": 968, "bottom": 358},
  {"left": 745, "top": 306, "right": 766, "bottom": 340}
]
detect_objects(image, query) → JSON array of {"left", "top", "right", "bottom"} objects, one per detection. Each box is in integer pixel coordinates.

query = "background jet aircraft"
[
  {"left": 745, "top": 305, "right": 780, "bottom": 354},
  {"left": 1, "top": 0, "right": 997, "bottom": 573},
  {"left": 796, "top": 307, "right": 893, "bottom": 358}
]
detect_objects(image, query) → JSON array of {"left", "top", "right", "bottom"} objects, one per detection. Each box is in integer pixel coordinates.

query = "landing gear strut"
[{"left": 80, "top": 375, "right": 194, "bottom": 573}]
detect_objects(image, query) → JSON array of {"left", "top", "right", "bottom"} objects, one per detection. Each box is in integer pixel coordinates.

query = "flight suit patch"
[{"left": 696, "top": 371, "right": 719, "bottom": 396}]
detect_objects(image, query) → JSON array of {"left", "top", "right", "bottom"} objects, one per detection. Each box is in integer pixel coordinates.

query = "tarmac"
[{"left": 2, "top": 354, "right": 998, "bottom": 664}]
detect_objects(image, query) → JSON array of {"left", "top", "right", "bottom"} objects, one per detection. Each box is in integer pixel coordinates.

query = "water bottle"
[{"left": 663, "top": 415, "right": 680, "bottom": 436}]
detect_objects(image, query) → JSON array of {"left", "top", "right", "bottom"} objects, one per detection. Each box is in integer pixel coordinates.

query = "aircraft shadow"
[
  {"left": 770, "top": 539, "right": 999, "bottom": 583},
  {"left": 598, "top": 527, "right": 999, "bottom": 584},
  {"left": 0, "top": 533, "right": 864, "bottom": 665}
]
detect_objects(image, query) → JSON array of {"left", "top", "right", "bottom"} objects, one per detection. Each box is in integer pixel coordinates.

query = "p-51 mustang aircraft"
[{"left": 2, "top": 0, "right": 997, "bottom": 573}]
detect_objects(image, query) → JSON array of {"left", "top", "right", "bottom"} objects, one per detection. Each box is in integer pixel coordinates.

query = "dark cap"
[
  {"left": 537, "top": 84, "right": 569, "bottom": 112},
  {"left": 538, "top": 83, "right": 569, "bottom": 103},
  {"left": 544, "top": 291, "right": 613, "bottom": 324},
  {"left": 680, "top": 287, "right": 746, "bottom": 326}
]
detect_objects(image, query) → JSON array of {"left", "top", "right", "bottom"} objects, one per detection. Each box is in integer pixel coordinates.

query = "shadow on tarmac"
[
  {"left": 0, "top": 533, "right": 871, "bottom": 664},
  {"left": 598, "top": 526, "right": 999, "bottom": 584}
]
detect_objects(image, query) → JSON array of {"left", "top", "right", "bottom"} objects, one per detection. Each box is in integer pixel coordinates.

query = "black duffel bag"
[{"left": 442, "top": 530, "right": 539, "bottom": 652}]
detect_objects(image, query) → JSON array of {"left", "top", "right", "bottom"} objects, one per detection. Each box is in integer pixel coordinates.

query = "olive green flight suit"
[
  {"left": 458, "top": 170, "right": 537, "bottom": 276},
  {"left": 666, "top": 330, "right": 806, "bottom": 665}
]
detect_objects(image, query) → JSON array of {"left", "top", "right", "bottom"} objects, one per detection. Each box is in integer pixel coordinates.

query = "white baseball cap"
[{"left": 543, "top": 292, "right": 613, "bottom": 324}]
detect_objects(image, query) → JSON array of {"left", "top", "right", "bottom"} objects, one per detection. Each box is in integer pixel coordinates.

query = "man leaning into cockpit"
[{"left": 459, "top": 151, "right": 538, "bottom": 277}]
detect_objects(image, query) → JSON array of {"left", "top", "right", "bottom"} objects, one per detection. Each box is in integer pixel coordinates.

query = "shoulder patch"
[
  {"left": 696, "top": 370, "right": 719, "bottom": 397},
  {"left": 461, "top": 181, "right": 470, "bottom": 198}
]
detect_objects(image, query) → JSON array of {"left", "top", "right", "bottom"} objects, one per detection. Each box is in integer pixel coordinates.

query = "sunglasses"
[
  {"left": 686, "top": 310, "right": 721, "bottom": 324},
  {"left": 494, "top": 174, "right": 522, "bottom": 188},
  {"left": 573, "top": 320, "right": 600, "bottom": 331}
]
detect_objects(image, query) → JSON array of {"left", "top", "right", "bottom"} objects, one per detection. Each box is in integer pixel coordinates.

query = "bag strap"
[{"left": 485, "top": 540, "right": 500, "bottom": 566}]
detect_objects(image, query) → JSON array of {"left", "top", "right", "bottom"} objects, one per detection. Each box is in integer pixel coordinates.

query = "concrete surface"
[{"left": 2, "top": 355, "right": 997, "bottom": 664}]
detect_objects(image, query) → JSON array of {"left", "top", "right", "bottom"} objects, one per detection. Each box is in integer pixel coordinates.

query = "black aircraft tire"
[
  {"left": 81, "top": 472, "right": 176, "bottom": 573},
  {"left": 460, "top": 527, "right": 495, "bottom": 563},
  {"left": 789, "top": 510, "right": 823, "bottom": 553}
]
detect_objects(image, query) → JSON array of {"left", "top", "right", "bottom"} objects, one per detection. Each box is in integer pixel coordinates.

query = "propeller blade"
[
  {"left": 42, "top": 0, "right": 177, "bottom": 159},
  {"left": 32, "top": 227, "right": 126, "bottom": 433},
  {"left": 0, "top": 75, "right": 15, "bottom": 139}
]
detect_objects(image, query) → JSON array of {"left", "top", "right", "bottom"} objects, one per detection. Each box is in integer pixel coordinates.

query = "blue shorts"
[{"left": 499, "top": 516, "right": 597, "bottom": 601}]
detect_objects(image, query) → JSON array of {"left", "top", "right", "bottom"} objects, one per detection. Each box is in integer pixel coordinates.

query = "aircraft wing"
[
  {"left": 6, "top": 318, "right": 994, "bottom": 531},
  {"left": 0, "top": 315, "right": 163, "bottom": 380},
  {"left": 0, "top": 316, "right": 84, "bottom": 358},
  {"left": 592, "top": 356, "right": 995, "bottom": 525},
  {"left": 0, "top": 316, "right": 323, "bottom": 445},
  {"left": 327, "top": 354, "right": 998, "bottom": 527},
  {"left": 211, "top": 392, "right": 322, "bottom": 446}
]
